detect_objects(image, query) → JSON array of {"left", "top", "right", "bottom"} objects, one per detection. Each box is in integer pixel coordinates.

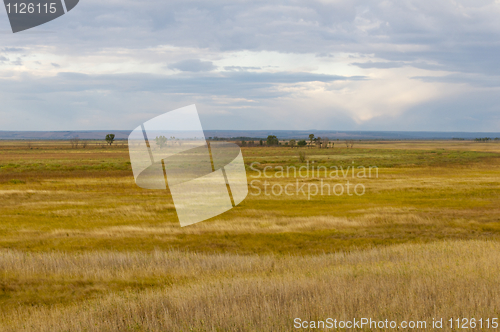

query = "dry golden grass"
[
  {"left": 0, "top": 140, "right": 499, "bottom": 330},
  {"left": 50, "top": 212, "right": 434, "bottom": 237},
  {"left": 1, "top": 240, "right": 499, "bottom": 331},
  {"left": 354, "top": 140, "right": 500, "bottom": 153}
]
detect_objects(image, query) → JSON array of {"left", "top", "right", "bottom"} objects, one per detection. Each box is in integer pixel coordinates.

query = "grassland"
[{"left": 0, "top": 140, "right": 499, "bottom": 331}]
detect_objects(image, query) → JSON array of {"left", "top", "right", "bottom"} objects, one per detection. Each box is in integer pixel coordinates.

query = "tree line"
[
  {"left": 237, "top": 134, "right": 357, "bottom": 149},
  {"left": 474, "top": 137, "right": 500, "bottom": 142},
  {"left": 68, "top": 134, "right": 117, "bottom": 149}
]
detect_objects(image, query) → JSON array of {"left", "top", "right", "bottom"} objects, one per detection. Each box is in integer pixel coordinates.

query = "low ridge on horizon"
[{"left": 1, "top": 130, "right": 499, "bottom": 140}]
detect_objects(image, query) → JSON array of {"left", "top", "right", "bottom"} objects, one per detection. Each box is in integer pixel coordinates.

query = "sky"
[{"left": 1, "top": 0, "right": 500, "bottom": 131}]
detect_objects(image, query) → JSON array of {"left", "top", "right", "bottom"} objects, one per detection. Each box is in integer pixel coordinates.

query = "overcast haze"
[{"left": 1, "top": 0, "right": 500, "bottom": 131}]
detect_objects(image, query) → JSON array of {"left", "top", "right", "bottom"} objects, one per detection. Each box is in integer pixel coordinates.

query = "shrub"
[
  {"left": 8, "top": 179, "right": 26, "bottom": 184},
  {"left": 299, "top": 151, "right": 306, "bottom": 162}
]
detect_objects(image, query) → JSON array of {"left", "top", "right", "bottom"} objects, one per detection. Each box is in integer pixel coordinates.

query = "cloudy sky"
[{"left": 1, "top": 0, "right": 500, "bottom": 131}]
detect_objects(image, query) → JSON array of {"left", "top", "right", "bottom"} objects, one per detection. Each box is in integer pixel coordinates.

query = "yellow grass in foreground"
[{"left": 1, "top": 240, "right": 499, "bottom": 331}]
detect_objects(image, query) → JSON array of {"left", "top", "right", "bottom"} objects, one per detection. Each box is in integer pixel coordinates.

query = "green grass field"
[{"left": 0, "top": 140, "right": 499, "bottom": 331}]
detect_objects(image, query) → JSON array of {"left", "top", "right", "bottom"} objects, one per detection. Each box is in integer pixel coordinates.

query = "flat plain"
[{"left": 0, "top": 140, "right": 499, "bottom": 331}]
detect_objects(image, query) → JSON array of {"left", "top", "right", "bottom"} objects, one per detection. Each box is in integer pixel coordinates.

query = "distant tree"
[
  {"left": 266, "top": 135, "right": 279, "bottom": 146},
  {"left": 289, "top": 139, "right": 296, "bottom": 148},
  {"left": 70, "top": 136, "right": 80, "bottom": 149},
  {"left": 315, "top": 137, "right": 322, "bottom": 148},
  {"left": 260, "top": 139, "right": 263, "bottom": 146},
  {"left": 241, "top": 140, "right": 247, "bottom": 147},
  {"left": 155, "top": 135, "right": 167, "bottom": 149},
  {"left": 297, "top": 140, "right": 307, "bottom": 147},
  {"left": 105, "top": 134, "right": 115, "bottom": 146},
  {"left": 309, "top": 134, "right": 315, "bottom": 148},
  {"left": 344, "top": 140, "right": 355, "bottom": 148},
  {"left": 323, "top": 137, "right": 329, "bottom": 149}
]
